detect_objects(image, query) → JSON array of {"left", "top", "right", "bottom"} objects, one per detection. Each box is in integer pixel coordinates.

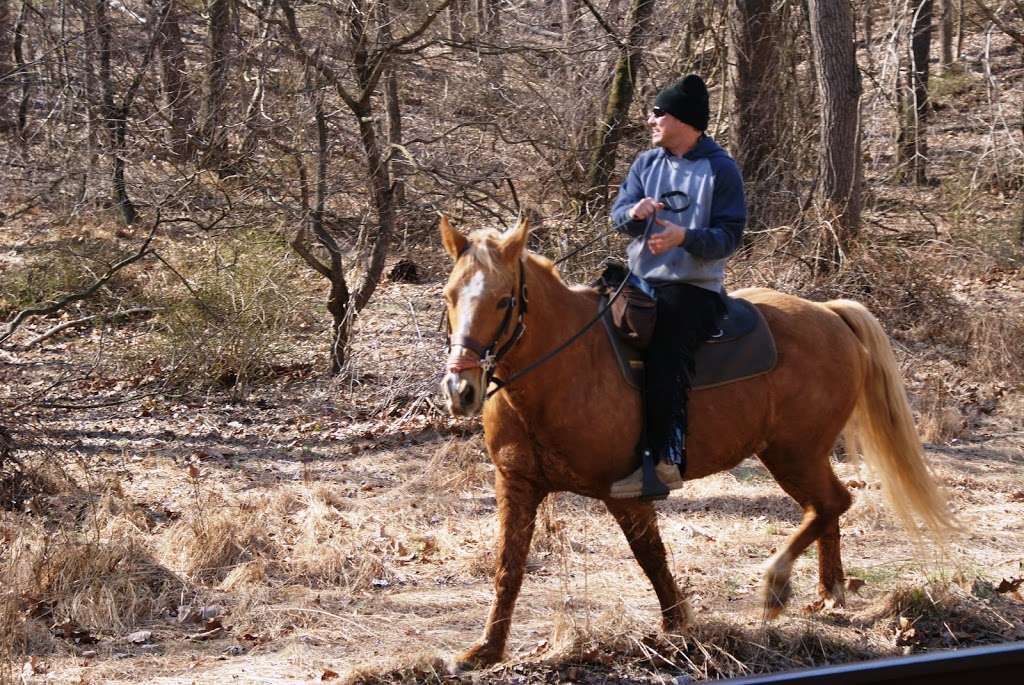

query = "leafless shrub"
[
  {"left": 0, "top": 233, "right": 146, "bottom": 320},
  {"left": 967, "top": 310, "right": 1024, "bottom": 383},
  {"left": 125, "top": 232, "right": 318, "bottom": 391},
  {"left": 916, "top": 378, "right": 968, "bottom": 444}
]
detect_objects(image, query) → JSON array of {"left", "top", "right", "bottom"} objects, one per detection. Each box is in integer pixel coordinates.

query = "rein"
[{"left": 443, "top": 220, "right": 649, "bottom": 401}]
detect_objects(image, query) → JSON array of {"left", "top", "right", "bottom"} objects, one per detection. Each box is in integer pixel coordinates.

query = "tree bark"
[
  {"left": 477, "top": 0, "right": 500, "bottom": 34},
  {"left": 448, "top": 0, "right": 469, "bottom": 42},
  {"left": 939, "top": 0, "right": 954, "bottom": 70},
  {"left": 95, "top": 0, "right": 138, "bottom": 224},
  {"left": 0, "top": 0, "right": 12, "bottom": 131},
  {"left": 728, "top": 0, "right": 784, "bottom": 230},
  {"left": 897, "top": 0, "right": 932, "bottom": 185},
  {"left": 13, "top": 0, "right": 29, "bottom": 138},
  {"left": 807, "top": 0, "right": 862, "bottom": 270},
  {"left": 583, "top": 0, "right": 656, "bottom": 211},
  {"left": 201, "top": 0, "right": 232, "bottom": 169},
  {"left": 377, "top": 0, "right": 406, "bottom": 208},
  {"left": 153, "top": 0, "right": 192, "bottom": 158}
]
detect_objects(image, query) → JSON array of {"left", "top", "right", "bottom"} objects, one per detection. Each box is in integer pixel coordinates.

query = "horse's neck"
[{"left": 503, "top": 257, "right": 606, "bottom": 393}]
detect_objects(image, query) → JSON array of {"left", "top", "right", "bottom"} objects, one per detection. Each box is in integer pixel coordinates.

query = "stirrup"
[{"left": 640, "top": 448, "right": 670, "bottom": 501}]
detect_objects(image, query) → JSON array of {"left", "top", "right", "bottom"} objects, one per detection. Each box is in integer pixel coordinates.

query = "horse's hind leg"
[
  {"left": 604, "top": 499, "right": 690, "bottom": 632},
  {"left": 757, "top": 447, "right": 852, "bottom": 619},
  {"left": 456, "top": 473, "right": 545, "bottom": 670}
]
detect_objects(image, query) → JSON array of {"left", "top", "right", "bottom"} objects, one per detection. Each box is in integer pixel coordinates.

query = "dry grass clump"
[
  {"left": 342, "top": 654, "right": 450, "bottom": 685},
  {"left": 967, "top": 310, "right": 1024, "bottom": 383},
  {"left": 162, "top": 503, "right": 277, "bottom": 582},
  {"left": 409, "top": 436, "right": 492, "bottom": 495},
  {"left": 857, "top": 579, "right": 1024, "bottom": 646},
  {"left": 8, "top": 529, "right": 185, "bottom": 640},
  {"left": 916, "top": 378, "right": 968, "bottom": 444}
]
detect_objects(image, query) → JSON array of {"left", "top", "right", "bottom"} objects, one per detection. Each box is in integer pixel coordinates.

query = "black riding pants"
[{"left": 644, "top": 283, "right": 726, "bottom": 470}]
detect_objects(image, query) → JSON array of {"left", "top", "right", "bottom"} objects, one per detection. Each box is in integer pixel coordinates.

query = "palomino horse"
[{"left": 438, "top": 215, "right": 955, "bottom": 670}]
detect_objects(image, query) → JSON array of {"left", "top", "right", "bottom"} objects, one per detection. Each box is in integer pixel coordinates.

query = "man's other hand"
[{"left": 647, "top": 217, "right": 686, "bottom": 255}]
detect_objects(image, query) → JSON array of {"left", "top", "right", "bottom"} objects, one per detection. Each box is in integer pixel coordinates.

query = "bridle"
[
  {"left": 442, "top": 248, "right": 634, "bottom": 401},
  {"left": 442, "top": 219, "right": 651, "bottom": 403},
  {"left": 444, "top": 260, "right": 528, "bottom": 395}
]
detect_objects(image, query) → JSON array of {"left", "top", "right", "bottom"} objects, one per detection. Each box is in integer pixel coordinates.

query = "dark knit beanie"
[{"left": 654, "top": 74, "right": 710, "bottom": 131}]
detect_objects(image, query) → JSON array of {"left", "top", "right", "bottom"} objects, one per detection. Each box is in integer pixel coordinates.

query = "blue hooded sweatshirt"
[{"left": 610, "top": 136, "right": 746, "bottom": 293}]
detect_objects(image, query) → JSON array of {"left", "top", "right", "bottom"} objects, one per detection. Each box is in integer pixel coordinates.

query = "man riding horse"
[{"left": 609, "top": 74, "right": 747, "bottom": 499}]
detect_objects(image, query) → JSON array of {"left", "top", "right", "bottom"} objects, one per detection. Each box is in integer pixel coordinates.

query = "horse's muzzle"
[{"left": 441, "top": 369, "right": 484, "bottom": 417}]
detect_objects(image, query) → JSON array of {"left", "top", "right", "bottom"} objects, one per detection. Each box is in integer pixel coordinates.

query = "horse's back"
[{"left": 732, "top": 286, "right": 869, "bottom": 442}]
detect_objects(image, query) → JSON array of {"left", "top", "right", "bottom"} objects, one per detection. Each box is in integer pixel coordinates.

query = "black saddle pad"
[{"left": 602, "top": 295, "right": 778, "bottom": 391}]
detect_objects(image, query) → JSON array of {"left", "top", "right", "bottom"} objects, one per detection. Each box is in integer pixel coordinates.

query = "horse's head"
[{"left": 439, "top": 214, "right": 529, "bottom": 417}]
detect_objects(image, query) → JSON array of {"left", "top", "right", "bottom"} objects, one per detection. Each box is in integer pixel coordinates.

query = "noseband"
[{"left": 445, "top": 263, "right": 528, "bottom": 392}]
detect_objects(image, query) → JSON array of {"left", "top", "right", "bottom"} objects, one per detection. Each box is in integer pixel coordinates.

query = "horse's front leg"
[
  {"left": 456, "top": 472, "right": 545, "bottom": 670},
  {"left": 604, "top": 498, "right": 691, "bottom": 632}
]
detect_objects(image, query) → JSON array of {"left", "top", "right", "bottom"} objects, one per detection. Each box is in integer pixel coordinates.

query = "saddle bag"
[{"left": 597, "top": 261, "right": 657, "bottom": 350}]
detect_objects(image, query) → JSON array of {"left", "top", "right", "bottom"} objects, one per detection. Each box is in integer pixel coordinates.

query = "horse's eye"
[{"left": 496, "top": 296, "right": 512, "bottom": 309}]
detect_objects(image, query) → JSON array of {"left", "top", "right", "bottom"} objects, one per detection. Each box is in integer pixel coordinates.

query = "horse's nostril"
[{"left": 458, "top": 379, "right": 475, "bottom": 407}]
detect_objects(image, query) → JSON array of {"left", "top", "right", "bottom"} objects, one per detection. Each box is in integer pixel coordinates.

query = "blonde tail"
[{"left": 826, "top": 299, "right": 958, "bottom": 543}]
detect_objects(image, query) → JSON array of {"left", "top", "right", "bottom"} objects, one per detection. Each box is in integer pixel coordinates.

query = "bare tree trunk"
[
  {"left": 0, "top": 0, "right": 12, "bottom": 131},
  {"left": 477, "top": 0, "right": 500, "bottom": 34},
  {"left": 95, "top": 0, "right": 138, "bottom": 224},
  {"left": 807, "top": 0, "right": 862, "bottom": 270},
  {"left": 897, "top": 0, "right": 932, "bottom": 185},
  {"left": 939, "top": 0, "right": 954, "bottom": 70},
  {"left": 154, "top": 0, "right": 192, "bottom": 158},
  {"left": 448, "top": 0, "right": 469, "bottom": 42},
  {"left": 377, "top": 0, "right": 406, "bottom": 208},
  {"left": 729, "top": 0, "right": 784, "bottom": 231},
  {"left": 13, "top": 0, "right": 29, "bottom": 138},
  {"left": 201, "top": 0, "right": 232, "bottom": 169},
  {"left": 583, "top": 0, "right": 656, "bottom": 211},
  {"left": 863, "top": 0, "right": 873, "bottom": 46},
  {"left": 562, "top": 0, "right": 581, "bottom": 46},
  {"left": 956, "top": 0, "right": 965, "bottom": 60}
]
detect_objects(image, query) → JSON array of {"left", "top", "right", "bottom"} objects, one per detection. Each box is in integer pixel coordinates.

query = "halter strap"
[{"left": 445, "top": 263, "right": 528, "bottom": 383}]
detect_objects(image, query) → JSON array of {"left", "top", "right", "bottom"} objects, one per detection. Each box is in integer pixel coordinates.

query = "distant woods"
[{"left": 1, "top": 1, "right": 1022, "bottom": 368}]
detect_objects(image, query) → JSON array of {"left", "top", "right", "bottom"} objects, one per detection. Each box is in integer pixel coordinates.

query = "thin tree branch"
[
  {"left": 0, "top": 221, "right": 158, "bottom": 346},
  {"left": 580, "top": 0, "right": 626, "bottom": 49},
  {"left": 19, "top": 308, "right": 158, "bottom": 350},
  {"left": 974, "top": 0, "right": 1024, "bottom": 45}
]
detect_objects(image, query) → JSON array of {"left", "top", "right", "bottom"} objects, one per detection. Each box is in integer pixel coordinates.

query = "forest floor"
[{"left": 2, "top": 233, "right": 1023, "bottom": 684}]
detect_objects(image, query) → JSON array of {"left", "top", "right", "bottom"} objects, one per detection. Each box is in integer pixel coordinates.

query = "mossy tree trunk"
[
  {"left": 0, "top": 0, "right": 12, "bottom": 132},
  {"left": 95, "top": 0, "right": 138, "bottom": 225},
  {"left": 201, "top": 0, "right": 233, "bottom": 170},
  {"left": 583, "top": 0, "right": 656, "bottom": 212},
  {"left": 939, "top": 0, "right": 955, "bottom": 71}
]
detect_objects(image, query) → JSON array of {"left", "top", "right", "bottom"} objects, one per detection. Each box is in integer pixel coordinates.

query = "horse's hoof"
[
  {"left": 820, "top": 581, "right": 846, "bottom": 609},
  {"left": 662, "top": 599, "right": 693, "bottom": 634},
  {"left": 762, "top": 577, "right": 792, "bottom": 620},
  {"left": 453, "top": 643, "right": 503, "bottom": 672}
]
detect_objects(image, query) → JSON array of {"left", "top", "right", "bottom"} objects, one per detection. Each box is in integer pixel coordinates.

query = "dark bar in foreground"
[{"left": 717, "top": 641, "right": 1024, "bottom": 685}]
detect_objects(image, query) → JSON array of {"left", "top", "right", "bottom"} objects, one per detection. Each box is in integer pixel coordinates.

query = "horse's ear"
[
  {"left": 439, "top": 214, "right": 468, "bottom": 260},
  {"left": 500, "top": 214, "right": 530, "bottom": 260}
]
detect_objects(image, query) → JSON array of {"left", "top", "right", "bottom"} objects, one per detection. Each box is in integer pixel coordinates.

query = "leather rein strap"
[{"left": 443, "top": 222, "right": 646, "bottom": 401}]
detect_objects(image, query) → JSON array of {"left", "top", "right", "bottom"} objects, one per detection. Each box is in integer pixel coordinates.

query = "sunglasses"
[
  {"left": 659, "top": 190, "right": 690, "bottom": 213},
  {"left": 651, "top": 106, "right": 667, "bottom": 118}
]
